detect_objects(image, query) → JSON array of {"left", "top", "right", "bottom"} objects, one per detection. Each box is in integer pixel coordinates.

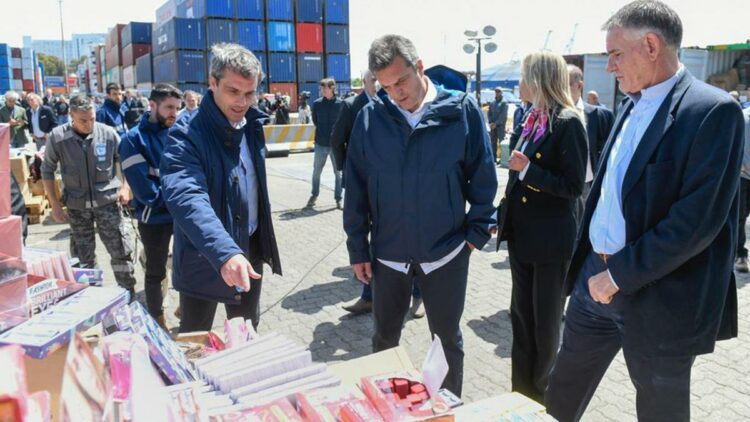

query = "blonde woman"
[{"left": 495, "top": 50, "right": 587, "bottom": 403}]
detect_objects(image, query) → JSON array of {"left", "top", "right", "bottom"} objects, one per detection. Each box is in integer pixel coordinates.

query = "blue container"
[
  {"left": 152, "top": 18, "right": 205, "bottom": 55},
  {"left": 325, "top": 0, "right": 348, "bottom": 24},
  {"left": 206, "top": 19, "right": 235, "bottom": 48},
  {"left": 267, "top": 0, "right": 293, "bottom": 21},
  {"left": 298, "top": 82, "right": 320, "bottom": 103},
  {"left": 122, "top": 22, "right": 153, "bottom": 47},
  {"left": 0, "top": 79, "right": 10, "bottom": 91},
  {"left": 135, "top": 53, "right": 153, "bottom": 84},
  {"left": 177, "top": 82, "right": 208, "bottom": 95},
  {"left": 269, "top": 53, "right": 296, "bottom": 82},
  {"left": 184, "top": 0, "right": 233, "bottom": 19},
  {"left": 326, "top": 54, "right": 349, "bottom": 81},
  {"left": 0, "top": 56, "right": 10, "bottom": 68},
  {"left": 298, "top": 54, "right": 323, "bottom": 82},
  {"left": 325, "top": 25, "right": 348, "bottom": 53},
  {"left": 296, "top": 0, "right": 322, "bottom": 22},
  {"left": 0, "top": 67, "right": 11, "bottom": 80},
  {"left": 237, "top": 21, "right": 265, "bottom": 51},
  {"left": 235, "top": 0, "right": 264, "bottom": 19},
  {"left": 267, "top": 22, "right": 295, "bottom": 52},
  {"left": 253, "top": 51, "right": 268, "bottom": 76},
  {"left": 0, "top": 44, "right": 10, "bottom": 57},
  {"left": 153, "top": 50, "right": 206, "bottom": 83},
  {"left": 335, "top": 81, "right": 350, "bottom": 96}
]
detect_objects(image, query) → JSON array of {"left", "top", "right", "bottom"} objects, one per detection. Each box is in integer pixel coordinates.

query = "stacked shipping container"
[
  {"left": 105, "top": 24, "right": 125, "bottom": 86},
  {"left": 121, "top": 22, "right": 153, "bottom": 88},
  {"left": 0, "top": 44, "right": 39, "bottom": 93}
]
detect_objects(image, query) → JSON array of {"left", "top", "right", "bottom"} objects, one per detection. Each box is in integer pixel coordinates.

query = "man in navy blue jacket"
[
  {"left": 119, "top": 83, "right": 183, "bottom": 327},
  {"left": 97, "top": 83, "right": 128, "bottom": 137},
  {"left": 545, "top": 2, "right": 743, "bottom": 420},
  {"left": 344, "top": 35, "right": 497, "bottom": 397},
  {"left": 161, "top": 44, "right": 282, "bottom": 333}
]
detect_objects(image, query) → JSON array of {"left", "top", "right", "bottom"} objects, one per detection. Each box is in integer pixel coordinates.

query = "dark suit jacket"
[
  {"left": 331, "top": 91, "right": 370, "bottom": 171},
  {"left": 497, "top": 107, "right": 587, "bottom": 263},
  {"left": 567, "top": 71, "right": 743, "bottom": 357},
  {"left": 27, "top": 105, "right": 58, "bottom": 135},
  {"left": 584, "top": 104, "right": 615, "bottom": 171}
]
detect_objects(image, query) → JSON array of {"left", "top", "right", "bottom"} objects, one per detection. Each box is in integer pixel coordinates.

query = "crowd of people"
[{"left": 3, "top": 1, "right": 749, "bottom": 421}]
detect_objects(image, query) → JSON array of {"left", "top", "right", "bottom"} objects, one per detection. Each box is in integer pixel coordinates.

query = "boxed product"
[
  {"left": 452, "top": 392, "right": 553, "bottom": 421},
  {"left": 360, "top": 371, "right": 454, "bottom": 421},
  {"left": 71, "top": 268, "right": 104, "bottom": 286},
  {"left": 0, "top": 255, "right": 29, "bottom": 333},
  {"left": 59, "top": 333, "right": 109, "bottom": 422},
  {"left": 0, "top": 345, "right": 28, "bottom": 421},
  {"left": 0, "top": 124, "right": 9, "bottom": 171},
  {"left": 0, "top": 170, "right": 10, "bottom": 218},
  {"left": 23, "top": 248, "right": 75, "bottom": 282},
  {"left": 26, "top": 275, "right": 88, "bottom": 315},
  {"left": 208, "top": 398, "right": 303, "bottom": 422},
  {"left": 295, "top": 386, "right": 359, "bottom": 421},
  {"left": 0, "top": 216, "right": 23, "bottom": 258},
  {"left": 339, "top": 399, "right": 384, "bottom": 422}
]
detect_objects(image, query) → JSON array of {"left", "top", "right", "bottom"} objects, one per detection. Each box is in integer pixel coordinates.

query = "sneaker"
[
  {"left": 306, "top": 196, "right": 317, "bottom": 207},
  {"left": 336, "top": 200, "right": 342, "bottom": 210},
  {"left": 410, "top": 297, "right": 425, "bottom": 319},
  {"left": 736, "top": 257, "right": 749, "bottom": 273},
  {"left": 174, "top": 305, "right": 181, "bottom": 319},
  {"left": 342, "top": 298, "right": 373, "bottom": 315}
]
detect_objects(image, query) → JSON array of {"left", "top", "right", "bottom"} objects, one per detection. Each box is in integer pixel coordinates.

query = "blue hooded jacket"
[
  {"left": 344, "top": 66, "right": 497, "bottom": 264},
  {"left": 118, "top": 112, "right": 172, "bottom": 225},
  {"left": 96, "top": 98, "right": 127, "bottom": 137},
  {"left": 160, "top": 91, "right": 282, "bottom": 304}
]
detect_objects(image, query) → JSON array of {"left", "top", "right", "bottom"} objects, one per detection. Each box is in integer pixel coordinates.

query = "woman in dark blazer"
[{"left": 496, "top": 51, "right": 587, "bottom": 403}]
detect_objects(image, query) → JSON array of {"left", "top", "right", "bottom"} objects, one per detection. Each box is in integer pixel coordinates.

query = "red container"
[
  {"left": 12, "top": 69, "right": 22, "bottom": 79},
  {"left": 269, "top": 82, "right": 298, "bottom": 111},
  {"left": 106, "top": 48, "right": 122, "bottom": 70},
  {"left": 106, "top": 24, "right": 125, "bottom": 51},
  {"left": 295, "top": 23, "right": 323, "bottom": 53},
  {"left": 11, "top": 48, "right": 21, "bottom": 59},
  {"left": 22, "top": 80, "right": 34, "bottom": 91},
  {"left": 121, "top": 44, "right": 151, "bottom": 68}
]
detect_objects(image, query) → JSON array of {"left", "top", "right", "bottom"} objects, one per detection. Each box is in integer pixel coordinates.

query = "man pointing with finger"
[{"left": 161, "top": 43, "right": 282, "bottom": 332}]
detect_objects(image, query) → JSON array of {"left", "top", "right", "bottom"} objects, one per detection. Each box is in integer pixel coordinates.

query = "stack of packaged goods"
[{"left": 120, "top": 22, "right": 153, "bottom": 89}]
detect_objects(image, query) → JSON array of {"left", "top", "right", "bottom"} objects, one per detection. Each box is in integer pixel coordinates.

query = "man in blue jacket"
[
  {"left": 97, "top": 83, "right": 128, "bottom": 137},
  {"left": 119, "top": 83, "right": 183, "bottom": 328},
  {"left": 344, "top": 35, "right": 498, "bottom": 397},
  {"left": 308, "top": 78, "right": 343, "bottom": 209},
  {"left": 161, "top": 43, "right": 282, "bottom": 333}
]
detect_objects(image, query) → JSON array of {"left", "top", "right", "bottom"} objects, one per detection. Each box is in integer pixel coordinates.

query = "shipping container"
[
  {"left": 176, "top": 82, "right": 208, "bottom": 95},
  {"left": 121, "top": 44, "right": 152, "bottom": 67},
  {"left": 267, "top": 22, "right": 295, "bottom": 52},
  {"left": 105, "top": 67, "right": 122, "bottom": 86},
  {"left": 269, "top": 82, "right": 298, "bottom": 110},
  {"left": 334, "top": 81, "right": 350, "bottom": 97},
  {"left": 253, "top": 50, "right": 269, "bottom": 76},
  {"left": 153, "top": 50, "right": 207, "bottom": 83},
  {"left": 0, "top": 68, "right": 11, "bottom": 80},
  {"left": 123, "top": 65, "right": 136, "bottom": 88},
  {"left": 136, "top": 82, "right": 153, "bottom": 92},
  {"left": 680, "top": 47, "right": 750, "bottom": 85},
  {"left": 152, "top": 18, "right": 205, "bottom": 55},
  {"left": 12, "top": 69, "right": 22, "bottom": 79},
  {"left": 22, "top": 68, "right": 33, "bottom": 80},
  {"left": 267, "top": 0, "right": 294, "bottom": 21},
  {"left": 324, "top": 0, "right": 348, "bottom": 24},
  {"left": 122, "top": 22, "right": 153, "bottom": 47},
  {"left": 106, "top": 48, "right": 122, "bottom": 70},
  {"left": 136, "top": 54, "right": 153, "bottom": 85},
  {"left": 269, "top": 53, "right": 296, "bottom": 82},
  {"left": 298, "top": 82, "right": 320, "bottom": 103},
  {"left": 106, "top": 24, "right": 126, "bottom": 51},
  {"left": 325, "top": 25, "right": 348, "bottom": 53},
  {"left": 22, "top": 80, "right": 34, "bottom": 91},
  {"left": 297, "top": 54, "right": 323, "bottom": 82},
  {"left": 326, "top": 54, "right": 349, "bottom": 81},
  {"left": 206, "top": 19, "right": 236, "bottom": 48},
  {"left": 20, "top": 48, "right": 33, "bottom": 59},
  {"left": 296, "top": 0, "right": 323, "bottom": 22},
  {"left": 11, "top": 80, "right": 22, "bottom": 90},
  {"left": 0, "top": 44, "right": 10, "bottom": 57},
  {"left": 236, "top": 0, "right": 264, "bottom": 20},
  {"left": 11, "top": 58, "right": 21, "bottom": 68},
  {"left": 296, "top": 23, "right": 323, "bottom": 53},
  {"left": 156, "top": 0, "right": 179, "bottom": 27},
  {"left": 184, "top": 0, "right": 233, "bottom": 19},
  {"left": 0, "top": 79, "right": 10, "bottom": 91},
  {"left": 21, "top": 58, "right": 32, "bottom": 69},
  {"left": 11, "top": 48, "right": 21, "bottom": 58},
  {"left": 237, "top": 21, "right": 265, "bottom": 51}
]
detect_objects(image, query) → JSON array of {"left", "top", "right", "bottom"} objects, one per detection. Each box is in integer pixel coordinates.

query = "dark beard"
[{"left": 155, "top": 112, "right": 173, "bottom": 129}]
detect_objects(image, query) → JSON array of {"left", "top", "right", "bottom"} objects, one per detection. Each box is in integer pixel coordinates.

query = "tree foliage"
[{"left": 37, "top": 53, "right": 65, "bottom": 76}]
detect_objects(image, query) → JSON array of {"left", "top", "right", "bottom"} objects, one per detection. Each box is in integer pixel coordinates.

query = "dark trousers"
[
  {"left": 737, "top": 178, "right": 750, "bottom": 258},
  {"left": 371, "top": 245, "right": 471, "bottom": 397},
  {"left": 489, "top": 128, "right": 502, "bottom": 162},
  {"left": 507, "top": 240, "right": 567, "bottom": 403},
  {"left": 545, "top": 252, "right": 695, "bottom": 422},
  {"left": 137, "top": 222, "right": 173, "bottom": 319},
  {"left": 178, "top": 233, "right": 264, "bottom": 333},
  {"left": 360, "top": 280, "right": 421, "bottom": 302}
]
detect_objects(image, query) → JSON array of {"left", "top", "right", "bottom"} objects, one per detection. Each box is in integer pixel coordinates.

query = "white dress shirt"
[
  {"left": 589, "top": 66, "right": 684, "bottom": 284},
  {"left": 31, "top": 107, "right": 45, "bottom": 138},
  {"left": 378, "top": 78, "right": 466, "bottom": 275},
  {"left": 577, "top": 98, "right": 594, "bottom": 183}
]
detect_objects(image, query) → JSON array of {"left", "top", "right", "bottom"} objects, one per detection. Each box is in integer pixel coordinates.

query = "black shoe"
[
  {"left": 343, "top": 298, "right": 373, "bottom": 314},
  {"left": 336, "top": 200, "right": 342, "bottom": 210},
  {"left": 306, "top": 196, "right": 317, "bottom": 207},
  {"left": 736, "top": 257, "right": 749, "bottom": 273}
]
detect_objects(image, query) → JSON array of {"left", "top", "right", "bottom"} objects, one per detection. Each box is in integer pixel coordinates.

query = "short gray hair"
[
  {"left": 567, "top": 64, "right": 583, "bottom": 84},
  {"left": 70, "top": 95, "right": 95, "bottom": 113},
  {"left": 602, "top": 0, "right": 682, "bottom": 50},
  {"left": 4, "top": 91, "right": 19, "bottom": 101},
  {"left": 368, "top": 35, "right": 419, "bottom": 73},
  {"left": 210, "top": 43, "right": 264, "bottom": 83}
]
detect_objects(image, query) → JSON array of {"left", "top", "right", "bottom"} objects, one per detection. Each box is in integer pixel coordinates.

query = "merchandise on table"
[
  {"left": 23, "top": 247, "right": 76, "bottom": 282},
  {"left": 0, "top": 255, "right": 29, "bottom": 333},
  {"left": 0, "top": 345, "right": 28, "bottom": 420},
  {"left": 59, "top": 333, "right": 108, "bottom": 421},
  {"left": 360, "top": 371, "right": 454, "bottom": 421},
  {"left": 26, "top": 275, "right": 88, "bottom": 315}
]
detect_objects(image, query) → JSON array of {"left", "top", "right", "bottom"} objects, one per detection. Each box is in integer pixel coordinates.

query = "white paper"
[{"left": 422, "top": 334, "right": 449, "bottom": 397}]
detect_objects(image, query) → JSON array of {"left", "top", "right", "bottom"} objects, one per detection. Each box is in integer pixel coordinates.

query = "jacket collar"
[
  {"left": 104, "top": 98, "right": 121, "bottom": 113},
  {"left": 138, "top": 111, "right": 168, "bottom": 137},
  {"left": 375, "top": 81, "right": 463, "bottom": 129},
  {"left": 198, "top": 90, "right": 269, "bottom": 150}
]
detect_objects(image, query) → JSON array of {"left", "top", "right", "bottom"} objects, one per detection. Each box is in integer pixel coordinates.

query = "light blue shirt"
[
  {"left": 589, "top": 66, "right": 684, "bottom": 259},
  {"left": 237, "top": 119, "right": 259, "bottom": 236}
]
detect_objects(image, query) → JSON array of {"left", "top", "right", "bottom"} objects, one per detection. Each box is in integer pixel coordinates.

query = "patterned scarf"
[{"left": 521, "top": 108, "right": 549, "bottom": 143}]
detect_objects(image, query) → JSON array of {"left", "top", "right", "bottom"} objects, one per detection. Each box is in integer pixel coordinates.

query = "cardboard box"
[
  {"left": 0, "top": 216, "right": 23, "bottom": 258},
  {"left": 452, "top": 392, "right": 550, "bottom": 421},
  {"left": 9, "top": 156, "right": 29, "bottom": 190},
  {"left": 0, "top": 124, "right": 9, "bottom": 172},
  {"left": 28, "top": 177, "right": 44, "bottom": 197},
  {"left": 329, "top": 346, "right": 415, "bottom": 388},
  {"left": 0, "top": 170, "right": 10, "bottom": 218}
]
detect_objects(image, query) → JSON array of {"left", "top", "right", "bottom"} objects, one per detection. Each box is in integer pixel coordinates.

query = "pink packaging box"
[
  {"left": 0, "top": 124, "right": 9, "bottom": 172},
  {"left": 0, "top": 170, "right": 10, "bottom": 218},
  {"left": 0, "top": 216, "right": 23, "bottom": 258}
]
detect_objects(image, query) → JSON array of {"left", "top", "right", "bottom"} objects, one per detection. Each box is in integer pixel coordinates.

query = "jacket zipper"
[{"left": 79, "top": 138, "right": 95, "bottom": 208}]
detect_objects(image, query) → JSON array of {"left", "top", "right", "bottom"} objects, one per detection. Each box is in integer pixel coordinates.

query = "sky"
[{"left": 3, "top": 0, "right": 748, "bottom": 77}]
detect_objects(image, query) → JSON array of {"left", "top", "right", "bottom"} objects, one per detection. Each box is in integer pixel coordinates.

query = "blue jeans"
[{"left": 311, "top": 145, "right": 342, "bottom": 201}]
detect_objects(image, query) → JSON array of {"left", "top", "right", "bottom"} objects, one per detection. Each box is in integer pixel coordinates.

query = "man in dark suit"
[
  {"left": 26, "top": 93, "right": 58, "bottom": 150},
  {"left": 545, "top": 2, "right": 743, "bottom": 421},
  {"left": 487, "top": 87, "right": 508, "bottom": 163},
  {"left": 331, "top": 70, "right": 377, "bottom": 178},
  {"left": 568, "top": 64, "right": 615, "bottom": 205}
]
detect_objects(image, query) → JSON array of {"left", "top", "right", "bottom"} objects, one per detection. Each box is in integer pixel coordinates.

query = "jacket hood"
[
  {"left": 424, "top": 65, "right": 468, "bottom": 92},
  {"left": 138, "top": 111, "right": 169, "bottom": 135}
]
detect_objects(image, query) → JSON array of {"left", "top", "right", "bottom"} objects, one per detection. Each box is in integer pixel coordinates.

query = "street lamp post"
[
  {"left": 463, "top": 26, "right": 498, "bottom": 104},
  {"left": 58, "top": 0, "right": 69, "bottom": 94}
]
